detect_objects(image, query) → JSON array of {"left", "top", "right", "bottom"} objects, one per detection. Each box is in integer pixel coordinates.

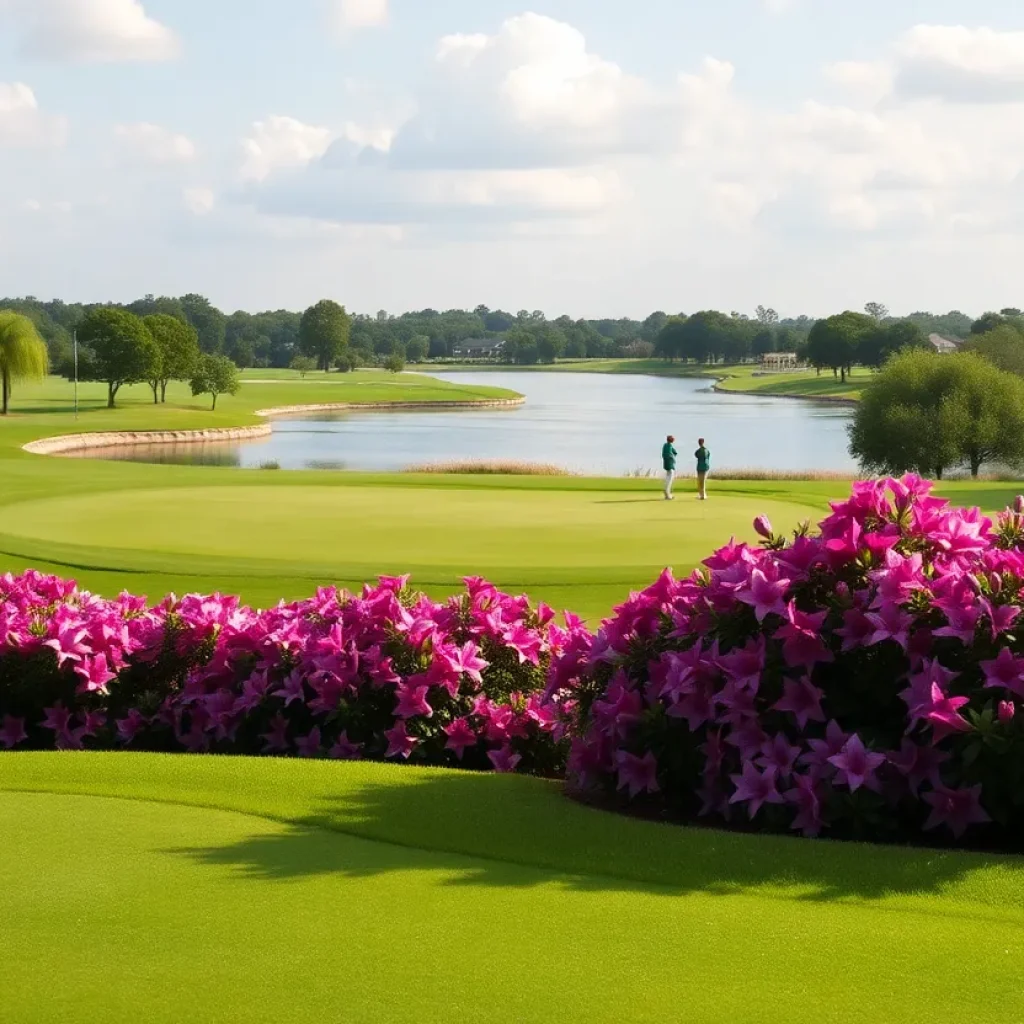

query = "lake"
[{"left": 62, "top": 372, "right": 858, "bottom": 475}]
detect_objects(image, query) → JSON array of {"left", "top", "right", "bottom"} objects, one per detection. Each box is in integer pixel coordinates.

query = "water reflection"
[{"left": 59, "top": 372, "right": 858, "bottom": 475}]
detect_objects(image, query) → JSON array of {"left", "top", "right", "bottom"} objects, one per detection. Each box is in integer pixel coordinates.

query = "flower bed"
[
  {"left": 556, "top": 477, "right": 1024, "bottom": 845},
  {"left": 0, "top": 572, "right": 591, "bottom": 775}
]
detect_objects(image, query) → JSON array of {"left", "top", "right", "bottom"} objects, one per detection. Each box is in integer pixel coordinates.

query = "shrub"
[
  {"left": 555, "top": 477, "right": 1024, "bottom": 846},
  {"left": 0, "top": 572, "right": 590, "bottom": 775}
]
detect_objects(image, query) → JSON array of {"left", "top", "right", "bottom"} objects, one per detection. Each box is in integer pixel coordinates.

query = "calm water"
[{"left": 63, "top": 372, "right": 857, "bottom": 475}]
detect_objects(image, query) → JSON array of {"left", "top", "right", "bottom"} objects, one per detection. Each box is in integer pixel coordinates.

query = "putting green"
[
  {"left": 3, "top": 755, "right": 1023, "bottom": 1023},
  {"left": 0, "top": 484, "right": 815, "bottom": 588}
]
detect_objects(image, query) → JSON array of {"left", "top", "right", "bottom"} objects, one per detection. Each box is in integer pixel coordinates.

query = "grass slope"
[{"left": 2, "top": 753, "right": 1022, "bottom": 1023}]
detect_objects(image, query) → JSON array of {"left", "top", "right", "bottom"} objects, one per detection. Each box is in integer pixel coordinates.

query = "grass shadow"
[{"left": 166, "top": 768, "right": 1024, "bottom": 908}]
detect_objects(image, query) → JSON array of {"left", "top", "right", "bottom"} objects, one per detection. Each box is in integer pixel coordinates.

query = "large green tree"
[
  {"left": 807, "top": 311, "right": 876, "bottom": 381},
  {"left": 143, "top": 314, "right": 201, "bottom": 403},
  {"left": 75, "top": 308, "right": 158, "bottom": 408},
  {"left": 190, "top": 354, "right": 240, "bottom": 410},
  {"left": 0, "top": 311, "right": 48, "bottom": 415},
  {"left": 850, "top": 349, "right": 1024, "bottom": 478},
  {"left": 180, "top": 294, "right": 227, "bottom": 354},
  {"left": 858, "top": 319, "right": 928, "bottom": 368},
  {"left": 299, "top": 300, "right": 351, "bottom": 372},
  {"left": 964, "top": 324, "right": 1024, "bottom": 377}
]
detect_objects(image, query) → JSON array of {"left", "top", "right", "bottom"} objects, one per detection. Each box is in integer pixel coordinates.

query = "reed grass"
[{"left": 406, "top": 460, "right": 574, "bottom": 476}]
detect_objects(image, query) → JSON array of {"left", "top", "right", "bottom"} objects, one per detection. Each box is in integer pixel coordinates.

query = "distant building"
[
  {"left": 760, "top": 352, "right": 799, "bottom": 372},
  {"left": 928, "top": 334, "right": 960, "bottom": 354},
  {"left": 452, "top": 338, "right": 506, "bottom": 359}
]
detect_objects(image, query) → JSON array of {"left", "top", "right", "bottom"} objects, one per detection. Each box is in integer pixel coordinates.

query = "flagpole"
[{"left": 73, "top": 330, "right": 79, "bottom": 420}]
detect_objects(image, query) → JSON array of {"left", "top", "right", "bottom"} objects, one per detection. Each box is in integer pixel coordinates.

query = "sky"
[{"left": 2, "top": 1, "right": 1024, "bottom": 318}]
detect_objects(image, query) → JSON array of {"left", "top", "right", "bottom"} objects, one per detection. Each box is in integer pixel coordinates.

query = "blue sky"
[{"left": 2, "top": 0, "right": 1024, "bottom": 317}]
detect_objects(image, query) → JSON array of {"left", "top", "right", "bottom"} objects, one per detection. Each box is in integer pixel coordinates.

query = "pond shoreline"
[{"left": 22, "top": 397, "right": 526, "bottom": 456}]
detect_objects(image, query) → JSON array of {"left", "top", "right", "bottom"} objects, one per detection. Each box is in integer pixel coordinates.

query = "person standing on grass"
[
  {"left": 662, "top": 435, "right": 678, "bottom": 500},
  {"left": 695, "top": 438, "right": 711, "bottom": 500}
]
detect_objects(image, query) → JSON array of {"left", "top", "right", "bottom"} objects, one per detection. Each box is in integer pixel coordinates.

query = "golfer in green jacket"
[
  {"left": 695, "top": 438, "right": 711, "bottom": 500},
  {"left": 662, "top": 435, "right": 677, "bottom": 500}
]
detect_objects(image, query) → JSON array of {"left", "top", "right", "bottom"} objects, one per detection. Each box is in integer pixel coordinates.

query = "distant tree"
[
  {"left": 0, "top": 311, "right": 48, "bottom": 415},
  {"left": 751, "top": 329, "right": 775, "bottom": 358},
  {"left": 405, "top": 336, "right": 429, "bottom": 363},
  {"left": 290, "top": 354, "right": 318, "bottom": 377},
  {"left": 384, "top": 354, "right": 406, "bottom": 374},
  {"left": 963, "top": 324, "right": 1024, "bottom": 377},
  {"left": 850, "top": 350, "right": 1024, "bottom": 478},
  {"left": 971, "top": 312, "right": 1007, "bottom": 336},
  {"left": 190, "top": 354, "right": 240, "bottom": 410},
  {"left": 865, "top": 302, "right": 889, "bottom": 322},
  {"left": 807, "top": 311, "right": 875, "bottom": 381},
  {"left": 127, "top": 294, "right": 189, "bottom": 322},
  {"left": 299, "top": 300, "right": 351, "bottom": 372},
  {"left": 904, "top": 310, "right": 972, "bottom": 340},
  {"left": 619, "top": 340, "right": 655, "bottom": 359},
  {"left": 654, "top": 318, "right": 687, "bottom": 361},
  {"left": 535, "top": 325, "right": 566, "bottom": 364},
  {"left": 755, "top": 305, "right": 780, "bottom": 327},
  {"left": 859, "top": 319, "right": 928, "bottom": 368},
  {"left": 143, "top": 314, "right": 200, "bottom": 403},
  {"left": 75, "top": 307, "right": 158, "bottom": 408},
  {"left": 180, "top": 294, "right": 227, "bottom": 354},
  {"left": 641, "top": 311, "right": 669, "bottom": 341}
]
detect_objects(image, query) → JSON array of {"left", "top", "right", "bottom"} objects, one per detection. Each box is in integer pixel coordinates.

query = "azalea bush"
[
  {"left": 556, "top": 477, "right": 1024, "bottom": 846},
  {"left": 0, "top": 572, "right": 591, "bottom": 775}
]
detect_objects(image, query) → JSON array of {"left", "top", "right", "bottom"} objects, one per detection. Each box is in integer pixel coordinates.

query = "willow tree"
[{"left": 0, "top": 311, "right": 48, "bottom": 415}]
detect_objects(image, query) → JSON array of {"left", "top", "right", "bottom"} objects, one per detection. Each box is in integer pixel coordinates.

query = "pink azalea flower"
[
  {"left": 775, "top": 603, "right": 833, "bottom": 670},
  {"left": 384, "top": 722, "right": 419, "bottom": 760},
  {"left": 442, "top": 641, "right": 489, "bottom": 684},
  {"left": 488, "top": 745, "right": 523, "bottom": 774},
  {"left": 999, "top": 700, "right": 1016, "bottom": 725},
  {"left": 889, "top": 739, "right": 948, "bottom": 795},
  {"left": 275, "top": 671, "right": 306, "bottom": 707},
  {"left": 753, "top": 515, "right": 773, "bottom": 540},
  {"left": 864, "top": 602, "right": 914, "bottom": 651},
  {"left": 758, "top": 733, "right": 802, "bottom": 778},
  {"left": 802, "top": 720, "right": 849, "bottom": 776},
  {"left": 43, "top": 624, "right": 90, "bottom": 668},
  {"left": 295, "top": 727, "right": 322, "bottom": 759},
  {"left": 900, "top": 659, "right": 960, "bottom": 725},
  {"left": 923, "top": 784, "right": 991, "bottom": 838},
  {"left": 715, "top": 636, "right": 766, "bottom": 691},
  {"left": 981, "top": 647, "right": 1024, "bottom": 699},
  {"left": 116, "top": 709, "right": 148, "bottom": 746},
  {"left": 328, "top": 732, "right": 363, "bottom": 760},
  {"left": 615, "top": 750, "right": 660, "bottom": 798},
  {"left": 924, "top": 684, "right": 973, "bottom": 742},
  {"left": 260, "top": 713, "right": 290, "bottom": 754},
  {"left": 0, "top": 715, "right": 27, "bottom": 749},
  {"left": 786, "top": 773, "right": 824, "bottom": 837},
  {"left": 729, "top": 761, "right": 785, "bottom": 819},
  {"left": 74, "top": 653, "right": 117, "bottom": 694},
  {"left": 979, "top": 599, "right": 1021, "bottom": 641},
  {"left": 394, "top": 683, "right": 433, "bottom": 720},
  {"left": 445, "top": 718, "right": 479, "bottom": 760},
  {"left": 773, "top": 676, "right": 826, "bottom": 729},
  {"left": 736, "top": 569, "right": 792, "bottom": 623},
  {"left": 828, "top": 734, "right": 886, "bottom": 793}
]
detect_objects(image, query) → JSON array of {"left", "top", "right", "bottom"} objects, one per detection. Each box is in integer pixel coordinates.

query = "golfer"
[
  {"left": 695, "top": 438, "right": 711, "bottom": 500},
  {"left": 662, "top": 435, "right": 677, "bottom": 500}
]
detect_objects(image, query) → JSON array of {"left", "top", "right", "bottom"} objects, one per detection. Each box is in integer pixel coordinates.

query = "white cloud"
[
  {"left": 183, "top": 187, "right": 215, "bottom": 216},
  {"left": 0, "top": 0, "right": 179, "bottom": 62},
  {"left": 331, "top": 0, "right": 388, "bottom": 38},
  {"left": 0, "top": 82, "right": 67, "bottom": 146},
  {"left": 115, "top": 123, "right": 196, "bottom": 163},
  {"left": 240, "top": 116, "right": 334, "bottom": 181},
  {"left": 762, "top": 0, "right": 799, "bottom": 14}
]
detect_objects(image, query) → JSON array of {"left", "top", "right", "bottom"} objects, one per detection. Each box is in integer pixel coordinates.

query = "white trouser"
[{"left": 664, "top": 470, "right": 675, "bottom": 497}]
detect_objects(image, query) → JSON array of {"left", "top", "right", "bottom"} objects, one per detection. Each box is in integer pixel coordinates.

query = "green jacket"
[
  {"left": 662, "top": 443, "right": 677, "bottom": 471},
  {"left": 695, "top": 447, "right": 711, "bottom": 473}
]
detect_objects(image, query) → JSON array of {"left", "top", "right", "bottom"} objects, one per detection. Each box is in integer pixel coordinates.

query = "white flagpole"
[{"left": 73, "top": 330, "right": 79, "bottom": 420}]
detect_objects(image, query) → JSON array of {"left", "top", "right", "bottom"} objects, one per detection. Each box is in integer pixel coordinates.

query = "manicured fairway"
[{"left": 2, "top": 753, "right": 1022, "bottom": 1024}]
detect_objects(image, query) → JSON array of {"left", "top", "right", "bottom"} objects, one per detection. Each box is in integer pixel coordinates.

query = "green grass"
[{"left": 2, "top": 752, "right": 1023, "bottom": 1023}]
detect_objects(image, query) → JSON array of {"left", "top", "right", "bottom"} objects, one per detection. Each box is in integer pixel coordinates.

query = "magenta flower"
[
  {"left": 802, "top": 720, "right": 848, "bottom": 775},
  {"left": 295, "top": 727, "right": 322, "bottom": 759},
  {"left": 442, "top": 641, "right": 489, "bottom": 684},
  {"left": 923, "top": 784, "right": 991, "bottom": 838},
  {"left": 828, "top": 734, "right": 886, "bottom": 793},
  {"left": 444, "top": 718, "right": 478, "bottom": 760},
  {"left": 729, "top": 761, "right": 785, "bottom": 819},
  {"left": 394, "top": 683, "right": 433, "bottom": 720},
  {"left": 328, "top": 732, "right": 363, "bottom": 760},
  {"left": 615, "top": 750, "right": 660, "bottom": 798},
  {"left": 999, "top": 700, "right": 1016, "bottom": 725},
  {"left": 786, "top": 773, "right": 824, "bottom": 837},
  {"left": 43, "top": 624, "right": 90, "bottom": 668},
  {"left": 889, "top": 739, "right": 948, "bottom": 795},
  {"left": 384, "top": 722, "right": 419, "bottom": 760},
  {"left": 260, "top": 713, "right": 290, "bottom": 754},
  {"left": 275, "top": 671, "right": 306, "bottom": 707},
  {"left": 487, "top": 745, "right": 523, "bottom": 774},
  {"left": 758, "top": 733, "right": 802, "bottom": 778},
  {"left": 736, "top": 569, "right": 792, "bottom": 623},
  {"left": 864, "top": 601, "right": 914, "bottom": 651},
  {"left": 900, "top": 659, "right": 960, "bottom": 725},
  {"left": 715, "top": 637, "right": 766, "bottom": 691},
  {"left": 0, "top": 715, "right": 27, "bottom": 749},
  {"left": 981, "top": 647, "right": 1024, "bottom": 699},
  {"left": 924, "top": 683, "right": 973, "bottom": 741},
  {"left": 753, "top": 515, "right": 773, "bottom": 540},
  {"left": 775, "top": 603, "right": 833, "bottom": 670},
  {"left": 773, "top": 676, "right": 826, "bottom": 729}
]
